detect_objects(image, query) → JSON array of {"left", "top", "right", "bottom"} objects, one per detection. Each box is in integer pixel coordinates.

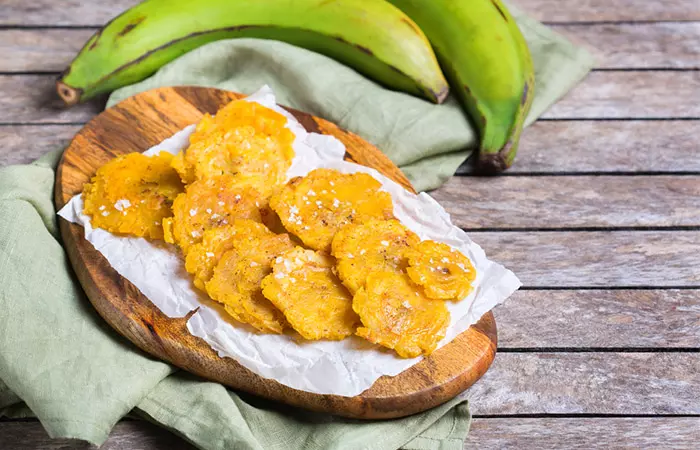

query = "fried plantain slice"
[
  {"left": 331, "top": 219, "right": 419, "bottom": 293},
  {"left": 270, "top": 169, "right": 395, "bottom": 252},
  {"left": 353, "top": 271, "right": 450, "bottom": 358},
  {"left": 173, "top": 100, "right": 295, "bottom": 196},
  {"left": 185, "top": 220, "right": 274, "bottom": 291},
  {"left": 162, "top": 175, "right": 263, "bottom": 254},
  {"left": 406, "top": 241, "right": 476, "bottom": 301},
  {"left": 83, "top": 152, "right": 184, "bottom": 240},
  {"left": 261, "top": 248, "right": 358, "bottom": 340},
  {"left": 205, "top": 223, "right": 294, "bottom": 333}
]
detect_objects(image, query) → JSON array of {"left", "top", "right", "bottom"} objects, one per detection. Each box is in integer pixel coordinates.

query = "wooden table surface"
[{"left": 1, "top": 0, "right": 699, "bottom": 448}]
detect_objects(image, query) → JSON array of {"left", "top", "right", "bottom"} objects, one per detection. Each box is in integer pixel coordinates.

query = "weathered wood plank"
[
  {"left": 472, "top": 231, "right": 700, "bottom": 287},
  {"left": 0, "top": 125, "right": 79, "bottom": 166},
  {"left": 0, "top": 76, "right": 102, "bottom": 124},
  {"left": 466, "top": 353, "right": 700, "bottom": 415},
  {"left": 2, "top": 73, "right": 699, "bottom": 123},
  {"left": 0, "top": 0, "right": 140, "bottom": 26},
  {"left": 3, "top": 23, "right": 698, "bottom": 72},
  {"left": 466, "top": 120, "right": 700, "bottom": 174},
  {"left": 1, "top": 0, "right": 698, "bottom": 25},
  {"left": 552, "top": 22, "right": 700, "bottom": 69},
  {"left": 0, "top": 29, "right": 93, "bottom": 72},
  {"left": 518, "top": 0, "right": 700, "bottom": 22},
  {"left": 3, "top": 120, "right": 698, "bottom": 173},
  {"left": 433, "top": 175, "right": 700, "bottom": 229},
  {"left": 0, "top": 420, "right": 193, "bottom": 450},
  {"left": 497, "top": 289, "right": 700, "bottom": 348},
  {"left": 544, "top": 71, "right": 700, "bottom": 119},
  {"left": 466, "top": 417, "right": 700, "bottom": 449},
  {"left": 3, "top": 417, "right": 700, "bottom": 450}
]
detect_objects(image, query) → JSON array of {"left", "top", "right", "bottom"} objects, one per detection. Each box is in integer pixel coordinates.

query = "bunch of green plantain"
[{"left": 57, "top": 0, "right": 534, "bottom": 172}]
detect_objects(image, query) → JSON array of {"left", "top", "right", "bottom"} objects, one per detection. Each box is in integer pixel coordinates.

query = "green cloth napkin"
[{"left": 0, "top": 6, "right": 593, "bottom": 449}]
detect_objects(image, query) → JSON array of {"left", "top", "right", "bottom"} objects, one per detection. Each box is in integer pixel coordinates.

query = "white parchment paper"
[{"left": 58, "top": 86, "right": 521, "bottom": 397}]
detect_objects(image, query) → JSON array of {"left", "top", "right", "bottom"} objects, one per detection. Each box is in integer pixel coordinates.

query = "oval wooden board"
[{"left": 55, "top": 86, "right": 497, "bottom": 419}]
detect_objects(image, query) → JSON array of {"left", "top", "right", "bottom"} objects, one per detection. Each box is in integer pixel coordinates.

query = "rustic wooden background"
[{"left": 1, "top": 0, "right": 699, "bottom": 448}]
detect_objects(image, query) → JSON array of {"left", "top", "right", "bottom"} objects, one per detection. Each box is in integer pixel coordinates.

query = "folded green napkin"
[{"left": 0, "top": 6, "right": 593, "bottom": 449}]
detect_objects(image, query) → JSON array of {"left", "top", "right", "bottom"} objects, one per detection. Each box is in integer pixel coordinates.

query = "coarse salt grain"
[
  {"left": 205, "top": 252, "right": 215, "bottom": 258},
  {"left": 250, "top": 261, "right": 259, "bottom": 267},
  {"left": 114, "top": 199, "right": 131, "bottom": 211},
  {"left": 189, "top": 208, "right": 198, "bottom": 216},
  {"left": 101, "top": 211, "right": 110, "bottom": 217},
  {"left": 381, "top": 240, "right": 389, "bottom": 246},
  {"left": 99, "top": 205, "right": 106, "bottom": 211},
  {"left": 218, "top": 201, "right": 225, "bottom": 206}
]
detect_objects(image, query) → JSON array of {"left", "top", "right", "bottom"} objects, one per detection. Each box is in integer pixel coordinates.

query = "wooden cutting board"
[{"left": 55, "top": 86, "right": 497, "bottom": 419}]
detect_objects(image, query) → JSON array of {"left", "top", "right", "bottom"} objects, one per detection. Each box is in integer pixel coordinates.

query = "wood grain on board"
[
  {"left": 2, "top": 0, "right": 699, "bottom": 25},
  {"left": 55, "top": 86, "right": 496, "bottom": 420},
  {"left": 432, "top": 175, "right": 700, "bottom": 229},
  {"left": 474, "top": 231, "right": 700, "bottom": 287},
  {"left": 496, "top": 289, "right": 700, "bottom": 348},
  {"left": 466, "top": 352, "right": 700, "bottom": 415},
  {"left": 4, "top": 23, "right": 699, "bottom": 72}
]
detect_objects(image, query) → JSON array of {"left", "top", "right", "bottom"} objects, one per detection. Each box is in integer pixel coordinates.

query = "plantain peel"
[
  {"left": 56, "top": 0, "right": 448, "bottom": 105},
  {"left": 387, "top": 0, "right": 535, "bottom": 172}
]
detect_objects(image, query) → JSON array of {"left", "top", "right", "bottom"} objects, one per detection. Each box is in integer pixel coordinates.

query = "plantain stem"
[{"left": 56, "top": 80, "right": 82, "bottom": 106}]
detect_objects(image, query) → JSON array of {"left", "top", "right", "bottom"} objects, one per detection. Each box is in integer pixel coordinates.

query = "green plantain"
[
  {"left": 56, "top": 0, "right": 448, "bottom": 106},
  {"left": 387, "top": 0, "right": 535, "bottom": 172}
]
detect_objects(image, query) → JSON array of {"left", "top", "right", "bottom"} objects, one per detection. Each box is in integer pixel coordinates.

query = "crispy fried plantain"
[
  {"left": 163, "top": 175, "right": 263, "bottom": 253},
  {"left": 271, "top": 169, "right": 394, "bottom": 252},
  {"left": 331, "top": 219, "right": 419, "bottom": 293},
  {"left": 83, "top": 152, "right": 184, "bottom": 240},
  {"left": 406, "top": 241, "right": 476, "bottom": 301},
  {"left": 353, "top": 271, "right": 450, "bottom": 358},
  {"left": 205, "top": 222, "right": 294, "bottom": 333},
  {"left": 262, "top": 248, "right": 358, "bottom": 340},
  {"left": 185, "top": 220, "right": 274, "bottom": 291},
  {"left": 173, "top": 100, "right": 294, "bottom": 197}
]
